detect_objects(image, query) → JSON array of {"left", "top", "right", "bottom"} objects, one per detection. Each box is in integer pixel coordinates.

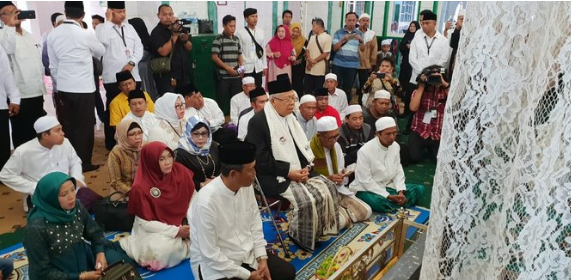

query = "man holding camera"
[
  {"left": 96, "top": 1, "right": 143, "bottom": 150},
  {"left": 150, "top": 4, "right": 192, "bottom": 97},
  {"left": 0, "top": 1, "right": 47, "bottom": 150},
  {"left": 408, "top": 65, "right": 449, "bottom": 163}
]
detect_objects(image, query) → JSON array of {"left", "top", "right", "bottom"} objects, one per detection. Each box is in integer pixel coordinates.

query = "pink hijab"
[{"left": 268, "top": 25, "right": 294, "bottom": 68}]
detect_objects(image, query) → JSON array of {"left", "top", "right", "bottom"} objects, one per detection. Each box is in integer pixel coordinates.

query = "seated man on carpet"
[
  {"left": 338, "top": 105, "right": 374, "bottom": 174},
  {"left": 310, "top": 116, "right": 372, "bottom": 227},
  {"left": 350, "top": 117, "right": 424, "bottom": 213},
  {"left": 295, "top": 94, "right": 318, "bottom": 140},
  {"left": 121, "top": 89, "right": 157, "bottom": 142},
  {"left": 0, "top": 116, "right": 86, "bottom": 212},
  {"left": 246, "top": 79, "right": 341, "bottom": 252},
  {"left": 230, "top": 76, "right": 256, "bottom": 126},
  {"left": 179, "top": 83, "right": 237, "bottom": 144},
  {"left": 237, "top": 87, "right": 269, "bottom": 140},
  {"left": 313, "top": 87, "right": 342, "bottom": 127},
  {"left": 189, "top": 141, "right": 296, "bottom": 280},
  {"left": 109, "top": 70, "right": 155, "bottom": 127},
  {"left": 23, "top": 172, "right": 134, "bottom": 280}
]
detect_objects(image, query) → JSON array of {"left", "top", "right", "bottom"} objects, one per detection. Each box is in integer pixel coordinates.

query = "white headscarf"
[{"left": 154, "top": 92, "right": 184, "bottom": 124}]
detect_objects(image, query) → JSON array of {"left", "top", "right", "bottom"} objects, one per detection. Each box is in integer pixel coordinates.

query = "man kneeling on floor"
[
  {"left": 350, "top": 117, "right": 425, "bottom": 213},
  {"left": 189, "top": 141, "right": 295, "bottom": 280}
]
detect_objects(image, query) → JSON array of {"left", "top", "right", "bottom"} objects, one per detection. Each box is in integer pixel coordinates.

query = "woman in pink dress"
[{"left": 266, "top": 25, "right": 296, "bottom": 88}]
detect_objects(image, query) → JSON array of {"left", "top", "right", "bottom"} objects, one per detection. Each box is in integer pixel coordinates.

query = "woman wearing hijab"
[
  {"left": 107, "top": 119, "right": 143, "bottom": 196},
  {"left": 23, "top": 172, "right": 133, "bottom": 280},
  {"left": 290, "top": 22, "right": 307, "bottom": 97},
  {"left": 398, "top": 21, "right": 420, "bottom": 117},
  {"left": 128, "top": 17, "right": 158, "bottom": 100},
  {"left": 266, "top": 25, "right": 296, "bottom": 86},
  {"left": 175, "top": 116, "right": 220, "bottom": 191},
  {"left": 148, "top": 92, "right": 186, "bottom": 150},
  {"left": 119, "top": 141, "right": 195, "bottom": 271}
]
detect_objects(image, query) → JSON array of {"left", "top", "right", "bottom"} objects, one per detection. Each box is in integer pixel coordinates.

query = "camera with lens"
[
  {"left": 171, "top": 19, "right": 191, "bottom": 34},
  {"left": 418, "top": 65, "right": 446, "bottom": 86}
]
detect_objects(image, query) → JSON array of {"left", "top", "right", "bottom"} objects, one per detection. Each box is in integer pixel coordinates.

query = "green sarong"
[{"left": 355, "top": 184, "right": 425, "bottom": 213}]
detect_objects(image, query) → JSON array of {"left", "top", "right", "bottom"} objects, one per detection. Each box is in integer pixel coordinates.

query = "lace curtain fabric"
[{"left": 421, "top": 2, "right": 571, "bottom": 279}]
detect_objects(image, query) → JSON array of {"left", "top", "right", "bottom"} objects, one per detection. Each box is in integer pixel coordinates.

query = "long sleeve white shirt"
[
  {"left": 237, "top": 109, "right": 254, "bottom": 140},
  {"left": 350, "top": 138, "right": 405, "bottom": 197},
  {"left": 0, "top": 138, "right": 84, "bottom": 195},
  {"left": 0, "top": 45, "right": 20, "bottom": 108},
  {"left": 184, "top": 98, "right": 225, "bottom": 132},
  {"left": 122, "top": 111, "right": 158, "bottom": 142},
  {"left": 236, "top": 26, "right": 267, "bottom": 74},
  {"left": 408, "top": 31, "right": 449, "bottom": 84},
  {"left": 0, "top": 24, "right": 16, "bottom": 55},
  {"left": 11, "top": 29, "right": 46, "bottom": 99},
  {"left": 328, "top": 88, "right": 348, "bottom": 115},
  {"left": 47, "top": 20, "right": 105, "bottom": 93},
  {"left": 189, "top": 177, "right": 267, "bottom": 280},
  {"left": 96, "top": 21, "right": 144, "bottom": 83},
  {"left": 230, "top": 92, "right": 251, "bottom": 125},
  {"left": 325, "top": 142, "right": 352, "bottom": 194}
]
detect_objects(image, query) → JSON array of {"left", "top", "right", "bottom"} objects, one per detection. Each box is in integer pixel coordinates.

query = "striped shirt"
[
  {"left": 332, "top": 27, "right": 364, "bottom": 68},
  {"left": 212, "top": 32, "right": 241, "bottom": 78}
]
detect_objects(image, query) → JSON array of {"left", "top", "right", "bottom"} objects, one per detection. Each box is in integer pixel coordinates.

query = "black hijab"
[
  {"left": 403, "top": 21, "right": 420, "bottom": 42},
  {"left": 128, "top": 17, "right": 151, "bottom": 52}
]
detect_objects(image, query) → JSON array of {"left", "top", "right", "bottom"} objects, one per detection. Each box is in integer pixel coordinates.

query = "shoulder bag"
[
  {"left": 314, "top": 33, "right": 330, "bottom": 73},
  {"left": 149, "top": 39, "right": 174, "bottom": 74},
  {"left": 100, "top": 260, "right": 142, "bottom": 280},
  {"left": 245, "top": 27, "right": 264, "bottom": 59}
]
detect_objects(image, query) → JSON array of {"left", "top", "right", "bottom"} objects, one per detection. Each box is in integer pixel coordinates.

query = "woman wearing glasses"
[
  {"left": 107, "top": 119, "right": 144, "bottom": 196},
  {"left": 175, "top": 116, "right": 220, "bottom": 191},
  {"left": 148, "top": 92, "right": 186, "bottom": 150}
]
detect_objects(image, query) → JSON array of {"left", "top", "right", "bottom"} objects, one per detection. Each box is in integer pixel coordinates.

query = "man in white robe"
[
  {"left": 237, "top": 87, "right": 268, "bottom": 141},
  {"left": 350, "top": 117, "right": 425, "bottom": 213},
  {"left": 0, "top": 116, "right": 86, "bottom": 212},
  {"left": 230, "top": 76, "right": 256, "bottom": 125},
  {"left": 189, "top": 141, "right": 295, "bottom": 280},
  {"left": 324, "top": 73, "right": 348, "bottom": 114}
]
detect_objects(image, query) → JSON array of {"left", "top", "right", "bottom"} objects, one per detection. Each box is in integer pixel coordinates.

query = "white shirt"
[
  {"left": 48, "top": 20, "right": 105, "bottom": 93},
  {"left": 184, "top": 98, "right": 225, "bottom": 132},
  {"left": 350, "top": 138, "right": 405, "bottom": 197},
  {"left": 0, "top": 45, "right": 20, "bottom": 109},
  {"left": 11, "top": 29, "right": 46, "bottom": 99},
  {"left": 0, "top": 138, "right": 84, "bottom": 195},
  {"left": 408, "top": 31, "right": 449, "bottom": 84},
  {"left": 0, "top": 24, "right": 16, "bottom": 55},
  {"left": 295, "top": 112, "right": 317, "bottom": 140},
  {"left": 363, "top": 29, "right": 376, "bottom": 44},
  {"left": 236, "top": 26, "right": 267, "bottom": 74},
  {"left": 328, "top": 88, "right": 348, "bottom": 115},
  {"left": 237, "top": 109, "right": 254, "bottom": 140},
  {"left": 96, "top": 21, "right": 144, "bottom": 83},
  {"left": 325, "top": 142, "right": 352, "bottom": 195},
  {"left": 189, "top": 176, "right": 267, "bottom": 280},
  {"left": 122, "top": 111, "right": 158, "bottom": 142},
  {"left": 230, "top": 92, "right": 251, "bottom": 125}
]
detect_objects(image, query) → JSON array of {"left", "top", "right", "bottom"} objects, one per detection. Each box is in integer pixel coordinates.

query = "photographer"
[
  {"left": 150, "top": 4, "right": 192, "bottom": 97},
  {"left": 408, "top": 65, "right": 449, "bottom": 163},
  {"left": 362, "top": 57, "right": 403, "bottom": 111}
]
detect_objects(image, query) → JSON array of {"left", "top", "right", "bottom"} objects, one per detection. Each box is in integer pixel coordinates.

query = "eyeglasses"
[
  {"left": 323, "top": 133, "right": 340, "bottom": 142},
  {"left": 273, "top": 96, "right": 299, "bottom": 104},
  {"left": 174, "top": 104, "right": 185, "bottom": 110},
  {"left": 191, "top": 131, "right": 209, "bottom": 138}
]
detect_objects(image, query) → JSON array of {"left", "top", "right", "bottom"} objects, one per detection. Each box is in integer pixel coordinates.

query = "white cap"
[
  {"left": 316, "top": 116, "right": 338, "bottom": 132},
  {"left": 299, "top": 94, "right": 316, "bottom": 105},
  {"left": 360, "top": 13, "right": 370, "bottom": 20},
  {"left": 325, "top": 73, "right": 337, "bottom": 81},
  {"left": 458, "top": 9, "right": 466, "bottom": 17},
  {"left": 344, "top": 105, "right": 362, "bottom": 117},
  {"left": 242, "top": 76, "right": 255, "bottom": 85},
  {"left": 375, "top": 117, "right": 397, "bottom": 132},
  {"left": 34, "top": 116, "right": 60, "bottom": 134},
  {"left": 55, "top": 15, "right": 66, "bottom": 24},
  {"left": 374, "top": 90, "right": 391, "bottom": 100},
  {"left": 381, "top": 39, "right": 392, "bottom": 46}
]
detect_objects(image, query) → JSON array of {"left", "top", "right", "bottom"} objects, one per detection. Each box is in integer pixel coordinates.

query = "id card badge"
[
  {"left": 423, "top": 112, "right": 432, "bottom": 124},
  {"left": 430, "top": 107, "right": 437, "bottom": 119},
  {"left": 249, "top": 44, "right": 256, "bottom": 58},
  {"left": 125, "top": 49, "right": 131, "bottom": 57}
]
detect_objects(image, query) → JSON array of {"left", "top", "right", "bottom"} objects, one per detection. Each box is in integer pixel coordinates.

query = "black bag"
[
  {"left": 149, "top": 40, "right": 174, "bottom": 74},
  {"left": 245, "top": 27, "right": 264, "bottom": 59},
  {"left": 93, "top": 192, "right": 135, "bottom": 232},
  {"left": 101, "top": 260, "right": 141, "bottom": 280},
  {"left": 198, "top": 19, "right": 213, "bottom": 34}
]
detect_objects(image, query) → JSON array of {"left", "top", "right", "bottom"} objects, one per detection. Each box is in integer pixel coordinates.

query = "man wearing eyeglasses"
[
  {"left": 310, "top": 116, "right": 372, "bottom": 227},
  {"left": 350, "top": 117, "right": 425, "bottom": 213}
]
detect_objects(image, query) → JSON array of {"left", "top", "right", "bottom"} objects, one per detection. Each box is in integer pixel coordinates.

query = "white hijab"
[{"left": 154, "top": 92, "right": 184, "bottom": 124}]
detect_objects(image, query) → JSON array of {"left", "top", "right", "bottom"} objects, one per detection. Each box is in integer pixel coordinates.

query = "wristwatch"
[
  {"left": 128, "top": 61, "right": 135, "bottom": 67},
  {"left": 256, "top": 256, "right": 268, "bottom": 261}
]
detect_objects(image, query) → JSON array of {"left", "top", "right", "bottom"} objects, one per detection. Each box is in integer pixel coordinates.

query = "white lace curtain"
[{"left": 421, "top": 2, "right": 571, "bottom": 279}]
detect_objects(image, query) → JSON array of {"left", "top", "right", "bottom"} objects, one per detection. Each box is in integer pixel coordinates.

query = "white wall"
[
  {"left": 302, "top": 1, "right": 329, "bottom": 36},
  {"left": 371, "top": 1, "right": 386, "bottom": 36}
]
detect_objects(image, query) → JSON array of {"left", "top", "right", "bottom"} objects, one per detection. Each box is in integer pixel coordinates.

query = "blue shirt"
[{"left": 332, "top": 27, "right": 363, "bottom": 68}]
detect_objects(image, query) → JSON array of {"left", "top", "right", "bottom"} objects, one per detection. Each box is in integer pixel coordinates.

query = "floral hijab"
[{"left": 178, "top": 115, "right": 212, "bottom": 156}]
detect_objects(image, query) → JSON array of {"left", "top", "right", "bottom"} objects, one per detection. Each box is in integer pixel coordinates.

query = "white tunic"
[
  {"left": 237, "top": 109, "right": 254, "bottom": 141},
  {"left": 350, "top": 138, "right": 406, "bottom": 197},
  {"left": 0, "top": 138, "right": 84, "bottom": 195},
  {"left": 230, "top": 92, "right": 251, "bottom": 125},
  {"left": 328, "top": 88, "right": 348, "bottom": 115},
  {"left": 408, "top": 31, "right": 449, "bottom": 84},
  {"left": 0, "top": 44, "right": 20, "bottom": 109},
  {"left": 147, "top": 119, "right": 185, "bottom": 150},
  {"left": 189, "top": 177, "right": 267, "bottom": 280},
  {"left": 236, "top": 26, "right": 267, "bottom": 74},
  {"left": 11, "top": 29, "right": 46, "bottom": 99},
  {"left": 96, "top": 21, "right": 144, "bottom": 83},
  {"left": 0, "top": 24, "right": 16, "bottom": 55},
  {"left": 122, "top": 111, "right": 158, "bottom": 142},
  {"left": 184, "top": 98, "right": 225, "bottom": 132}
]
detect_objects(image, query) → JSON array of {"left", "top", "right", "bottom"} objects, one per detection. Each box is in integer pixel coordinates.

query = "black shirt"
[{"left": 150, "top": 23, "right": 190, "bottom": 79}]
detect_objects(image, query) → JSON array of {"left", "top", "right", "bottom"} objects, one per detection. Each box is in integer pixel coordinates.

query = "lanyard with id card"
[{"left": 113, "top": 25, "right": 131, "bottom": 58}]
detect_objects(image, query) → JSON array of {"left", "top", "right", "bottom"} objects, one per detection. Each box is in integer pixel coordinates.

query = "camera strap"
[
  {"left": 113, "top": 25, "right": 127, "bottom": 47},
  {"left": 424, "top": 36, "right": 436, "bottom": 55}
]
